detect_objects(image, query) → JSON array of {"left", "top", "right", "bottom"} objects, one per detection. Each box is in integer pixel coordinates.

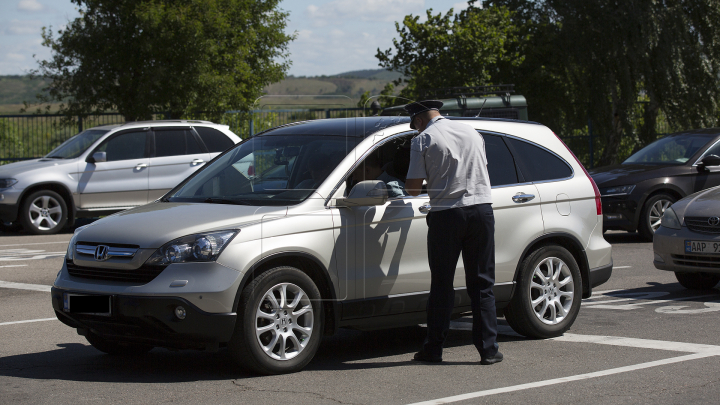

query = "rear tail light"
[{"left": 553, "top": 133, "right": 602, "bottom": 215}]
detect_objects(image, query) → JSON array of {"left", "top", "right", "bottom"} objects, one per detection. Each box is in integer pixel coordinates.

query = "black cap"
[{"left": 404, "top": 100, "right": 444, "bottom": 129}]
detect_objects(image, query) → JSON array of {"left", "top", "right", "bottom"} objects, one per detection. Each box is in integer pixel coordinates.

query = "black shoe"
[
  {"left": 480, "top": 351, "right": 503, "bottom": 365},
  {"left": 413, "top": 351, "right": 442, "bottom": 363}
]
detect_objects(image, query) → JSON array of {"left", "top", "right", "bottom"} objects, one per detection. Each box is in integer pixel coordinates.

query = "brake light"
[
  {"left": 553, "top": 133, "right": 602, "bottom": 215},
  {"left": 248, "top": 165, "right": 254, "bottom": 176}
]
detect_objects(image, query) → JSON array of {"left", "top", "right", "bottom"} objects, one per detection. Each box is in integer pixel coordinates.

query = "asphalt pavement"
[{"left": 1, "top": 229, "right": 719, "bottom": 404}]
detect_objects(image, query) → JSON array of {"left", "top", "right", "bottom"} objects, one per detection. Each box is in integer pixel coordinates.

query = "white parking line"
[
  {"left": 0, "top": 265, "right": 28, "bottom": 268},
  {"left": 0, "top": 241, "right": 70, "bottom": 247},
  {"left": 0, "top": 318, "right": 57, "bottom": 326},
  {"left": 406, "top": 352, "right": 715, "bottom": 405},
  {"left": 613, "top": 266, "right": 632, "bottom": 269},
  {"left": 0, "top": 280, "right": 52, "bottom": 292}
]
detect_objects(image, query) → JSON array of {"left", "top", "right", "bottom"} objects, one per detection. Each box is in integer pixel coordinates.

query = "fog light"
[
  {"left": 175, "top": 306, "right": 187, "bottom": 320},
  {"left": 654, "top": 253, "right": 665, "bottom": 263}
]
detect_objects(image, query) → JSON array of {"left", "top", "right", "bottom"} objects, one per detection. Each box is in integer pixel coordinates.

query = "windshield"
[
  {"left": 167, "top": 135, "right": 358, "bottom": 206},
  {"left": 45, "top": 129, "right": 110, "bottom": 159},
  {"left": 623, "top": 134, "right": 713, "bottom": 165}
]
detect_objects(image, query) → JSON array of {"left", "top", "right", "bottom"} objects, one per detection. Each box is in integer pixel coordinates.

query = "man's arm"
[{"left": 405, "top": 178, "right": 424, "bottom": 196}]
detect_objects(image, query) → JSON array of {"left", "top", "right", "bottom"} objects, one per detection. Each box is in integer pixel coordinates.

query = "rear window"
[
  {"left": 195, "top": 127, "right": 234, "bottom": 152},
  {"left": 507, "top": 138, "right": 572, "bottom": 182}
]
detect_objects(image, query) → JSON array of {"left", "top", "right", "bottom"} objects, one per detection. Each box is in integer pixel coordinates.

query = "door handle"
[
  {"left": 191, "top": 159, "right": 205, "bottom": 166},
  {"left": 418, "top": 202, "right": 432, "bottom": 214},
  {"left": 135, "top": 163, "right": 147, "bottom": 169},
  {"left": 512, "top": 193, "right": 535, "bottom": 203}
]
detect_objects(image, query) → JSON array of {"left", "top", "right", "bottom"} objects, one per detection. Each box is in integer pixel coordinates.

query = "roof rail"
[
  {"left": 420, "top": 84, "right": 515, "bottom": 100},
  {"left": 121, "top": 119, "right": 215, "bottom": 126}
]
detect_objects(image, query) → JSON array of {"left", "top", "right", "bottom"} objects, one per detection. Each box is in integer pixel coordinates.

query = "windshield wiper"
[{"left": 203, "top": 197, "right": 254, "bottom": 205}]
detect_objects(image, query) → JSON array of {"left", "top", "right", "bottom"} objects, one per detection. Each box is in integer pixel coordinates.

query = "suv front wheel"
[
  {"left": 505, "top": 246, "right": 582, "bottom": 338},
  {"left": 19, "top": 190, "right": 68, "bottom": 235},
  {"left": 228, "top": 266, "right": 324, "bottom": 375}
]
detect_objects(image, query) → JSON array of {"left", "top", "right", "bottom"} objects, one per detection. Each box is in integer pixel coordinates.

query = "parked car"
[
  {"left": 0, "top": 120, "right": 240, "bottom": 235},
  {"left": 590, "top": 129, "right": 720, "bottom": 241},
  {"left": 51, "top": 116, "right": 612, "bottom": 374},
  {"left": 653, "top": 185, "right": 720, "bottom": 289}
]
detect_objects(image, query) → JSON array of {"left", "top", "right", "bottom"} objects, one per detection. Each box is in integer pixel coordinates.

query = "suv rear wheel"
[
  {"left": 19, "top": 190, "right": 68, "bottom": 235},
  {"left": 505, "top": 246, "right": 582, "bottom": 338},
  {"left": 228, "top": 266, "right": 324, "bottom": 375}
]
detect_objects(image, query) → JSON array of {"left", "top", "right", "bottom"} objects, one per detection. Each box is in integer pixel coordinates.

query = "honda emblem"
[{"left": 94, "top": 245, "right": 110, "bottom": 261}]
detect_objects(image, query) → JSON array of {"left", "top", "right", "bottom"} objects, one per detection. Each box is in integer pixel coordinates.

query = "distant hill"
[{"left": 0, "top": 69, "right": 404, "bottom": 113}]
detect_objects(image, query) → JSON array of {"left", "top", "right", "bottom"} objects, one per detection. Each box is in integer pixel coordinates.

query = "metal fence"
[{"left": 0, "top": 106, "right": 680, "bottom": 168}]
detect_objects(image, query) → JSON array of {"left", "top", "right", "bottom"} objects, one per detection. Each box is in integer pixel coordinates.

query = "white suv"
[
  {"left": 51, "top": 116, "right": 612, "bottom": 374},
  {"left": 0, "top": 120, "right": 240, "bottom": 234}
]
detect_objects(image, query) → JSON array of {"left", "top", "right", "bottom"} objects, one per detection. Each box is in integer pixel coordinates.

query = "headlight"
[
  {"left": 145, "top": 230, "right": 238, "bottom": 266},
  {"left": 600, "top": 185, "right": 636, "bottom": 196},
  {"left": 661, "top": 207, "right": 682, "bottom": 230},
  {"left": 66, "top": 224, "right": 91, "bottom": 262},
  {"left": 0, "top": 178, "right": 18, "bottom": 189}
]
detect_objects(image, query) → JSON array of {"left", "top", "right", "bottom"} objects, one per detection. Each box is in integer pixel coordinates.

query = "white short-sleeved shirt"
[{"left": 406, "top": 116, "right": 492, "bottom": 211}]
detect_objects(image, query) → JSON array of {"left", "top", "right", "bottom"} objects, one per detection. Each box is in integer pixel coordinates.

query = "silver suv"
[
  {"left": 51, "top": 116, "right": 612, "bottom": 374},
  {"left": 0, "top": 120, "right": 240, "bottom": 234}
]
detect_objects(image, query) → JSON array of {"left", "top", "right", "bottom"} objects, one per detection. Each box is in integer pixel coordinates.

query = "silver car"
[
  {"left": 51, "top": 116, "right": 612, "bottom": 374},
  {"left": 0, "top": 120, "right": 240, "bottom": 234},
  {"left": 653, "top": 185, "right": 720, "bottom": 289}
]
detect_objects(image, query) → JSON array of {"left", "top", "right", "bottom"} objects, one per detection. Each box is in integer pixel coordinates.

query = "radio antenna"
[{"left": 475, "top": 98, "right": 488, "bottom": 117}]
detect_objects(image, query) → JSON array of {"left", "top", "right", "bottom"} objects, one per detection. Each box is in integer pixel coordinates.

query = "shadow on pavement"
[
  {"left": 0, "top": 218, "right": 99, "bottom": 236},
  {"left": 589, "top": 281, "right": 720, "bottom": 304},
  {"left": 0, "top": 325, "right": 526, "bottom": 382}
]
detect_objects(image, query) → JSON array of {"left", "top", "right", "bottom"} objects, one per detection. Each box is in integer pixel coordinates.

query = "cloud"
[
  {"left": 17, "top": 0, "right": 44, "bottom": 12},
  {"left": 305, "top": 0, "right": 423, "bottom": 26},
  {"left": 6, "top": 53, "right": 26, "bottom": 62},
  {"left": 4, "top": 20, "right": 43, "bottom": 36}
]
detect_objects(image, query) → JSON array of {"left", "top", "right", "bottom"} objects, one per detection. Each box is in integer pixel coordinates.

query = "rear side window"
[
  {"left": 507, "top": 138, "right": 572, "bottom": 182},
  {"left": 481, "top": 133, "right": 519, "bottom": 186},
  {"left": 195, "top": 127, "right": 234, "bottom": 152},
  {"left": 154, "top": 129, "right": 204, "bottom": 157}
]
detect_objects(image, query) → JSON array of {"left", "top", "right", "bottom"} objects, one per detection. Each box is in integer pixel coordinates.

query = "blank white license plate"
[{"left": 685, "top": 240, "right": 720, "bottom": 254}]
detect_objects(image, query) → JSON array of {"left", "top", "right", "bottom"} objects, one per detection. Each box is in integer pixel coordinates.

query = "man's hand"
[{"left": 406, "top": 178, "right": 424, "bottom": 196}]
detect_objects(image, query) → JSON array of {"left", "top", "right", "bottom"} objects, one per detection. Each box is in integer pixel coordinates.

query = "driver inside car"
[{"left": 351, "top": 152, "right": 408, "bottom": 198}]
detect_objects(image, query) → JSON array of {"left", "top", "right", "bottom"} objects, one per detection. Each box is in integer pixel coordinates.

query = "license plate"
[
  {"left": 685, "top": 240, "right": 720, "bottom": 254},
  {"left": 63, "top": 293, "right": 111, "bottom": 316}
]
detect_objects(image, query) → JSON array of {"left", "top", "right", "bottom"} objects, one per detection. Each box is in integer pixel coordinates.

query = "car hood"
[
  {"left": 76, "top": 202, "right": 287, "bottom": 248},
  {"left": 0, "top": 158, "right": 75, "bottom": 178},
  {"left": 589, "top": 164, "right": 686, "bottom": 187},
  {"left": 672, "top": 186, "right": 720, "bottom": 219}
]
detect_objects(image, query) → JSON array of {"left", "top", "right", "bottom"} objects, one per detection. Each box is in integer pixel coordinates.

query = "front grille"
[
  {"left": 671, "top": 254, "right": 720, "bottom": 269},
  {"left": 685, "top": 217, "right": 720, "bottom": 234},
  {"left": 66, "top": 260, "right": 166, "bottom": 284}
]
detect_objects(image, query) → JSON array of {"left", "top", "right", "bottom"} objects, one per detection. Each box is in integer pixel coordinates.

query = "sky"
[{"left": 0, "top": 0, "right": 470, "bottom": 77}]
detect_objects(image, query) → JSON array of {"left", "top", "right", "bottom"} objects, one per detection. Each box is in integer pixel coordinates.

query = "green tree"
[
  {"left": 488, "top": 0, "right": 720, "bottom": 165},
  {"left": 375, "top": 1, "right": 524, "bottom": 104},
  {"left": 27, "top": 0, "right": 294, "bottom": 121}
]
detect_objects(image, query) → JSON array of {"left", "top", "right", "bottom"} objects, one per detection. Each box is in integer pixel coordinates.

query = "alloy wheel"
[
  {"left": 529, "top": 257, "right": 575, "bottom": 325},
  {"left": 255, "top": 282, "right": 314, "bottom": 361},
  {"left": 28, "top": 195, "right": 63, "bottom": 231},
  {"left": 649, "top": 199, "right": 672, "bottom": 233}
]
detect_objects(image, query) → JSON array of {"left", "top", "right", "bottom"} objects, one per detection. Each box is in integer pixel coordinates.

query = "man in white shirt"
[{"left": 405, "top": 100, "right": 502, "bottom": 365}]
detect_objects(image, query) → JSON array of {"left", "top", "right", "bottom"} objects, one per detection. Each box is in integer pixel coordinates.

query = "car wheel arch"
[
  {"left": 512, "top": 232, "right": 591, "bottom": 299},
  {"left": 17, "top": 182, "right": 76, "bottom": 226},
  {"left": 232, "top": 251, "right": 339, "bottom": 336}
]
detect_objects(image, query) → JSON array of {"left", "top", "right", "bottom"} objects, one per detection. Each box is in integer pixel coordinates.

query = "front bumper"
[
  {"left": 653, "top": 225, "right": 720, "bottom": 274},
  {"left": 51, "top": 287, "right": 237, "bottom": 349},
  {"left": 601, "top": 195, "right": 638, "bottom": 231}
]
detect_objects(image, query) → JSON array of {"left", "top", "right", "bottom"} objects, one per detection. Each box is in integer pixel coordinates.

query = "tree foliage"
[
  {"left": 28, "top": 0, "right": 294, "bottom": 121},
  {"left": 489, "top": 0, "right": 720, "bottom": 165},
  {"left": 375, "top": 1, "right": 524, "bottom": 104}
]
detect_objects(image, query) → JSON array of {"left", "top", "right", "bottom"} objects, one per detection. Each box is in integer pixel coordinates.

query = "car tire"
[
  {"left": 639, "top": 193, "right": 676, "bottom": 241},
  {"left": 85, "top": 333, "right": 153, "bottom": 355},
  {"left": 504, "top": 245, "right": 583, "bottom": 339},
  {"left": 674, "top": 272, "right": 720, "bottom": 290},
  {"left": 228, "top": 266, "right": 324, "bottom": 375},
  {"left": 19, "top": 190, "right": 68, "bottom": 235}
]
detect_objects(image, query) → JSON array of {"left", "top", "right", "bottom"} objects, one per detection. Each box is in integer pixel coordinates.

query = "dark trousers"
[{"left": 422, "top": 203, "right": 499, "bottom": 358}]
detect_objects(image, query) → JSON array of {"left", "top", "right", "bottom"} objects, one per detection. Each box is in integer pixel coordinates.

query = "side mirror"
[
  {"left": 336, "top": 180, "right": 388, "bottom": 207},
  {"left": 697, "top": 154, "right": 720, "bottom": 171},
  {"left": 87, "top": 151, "right": 107, "bottom": 163}
]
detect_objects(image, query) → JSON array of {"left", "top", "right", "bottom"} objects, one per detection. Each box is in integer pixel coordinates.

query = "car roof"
[
  {"left": 256, "top": 116, "right": 539, "bottom": 139},
  {"left": 94, "top": 120, "right": 225, "bottom": 132}
]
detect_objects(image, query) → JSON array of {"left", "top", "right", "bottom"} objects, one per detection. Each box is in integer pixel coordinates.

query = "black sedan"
[{"left": 590, "top": 129, "right": 720, "bottom": 241}]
